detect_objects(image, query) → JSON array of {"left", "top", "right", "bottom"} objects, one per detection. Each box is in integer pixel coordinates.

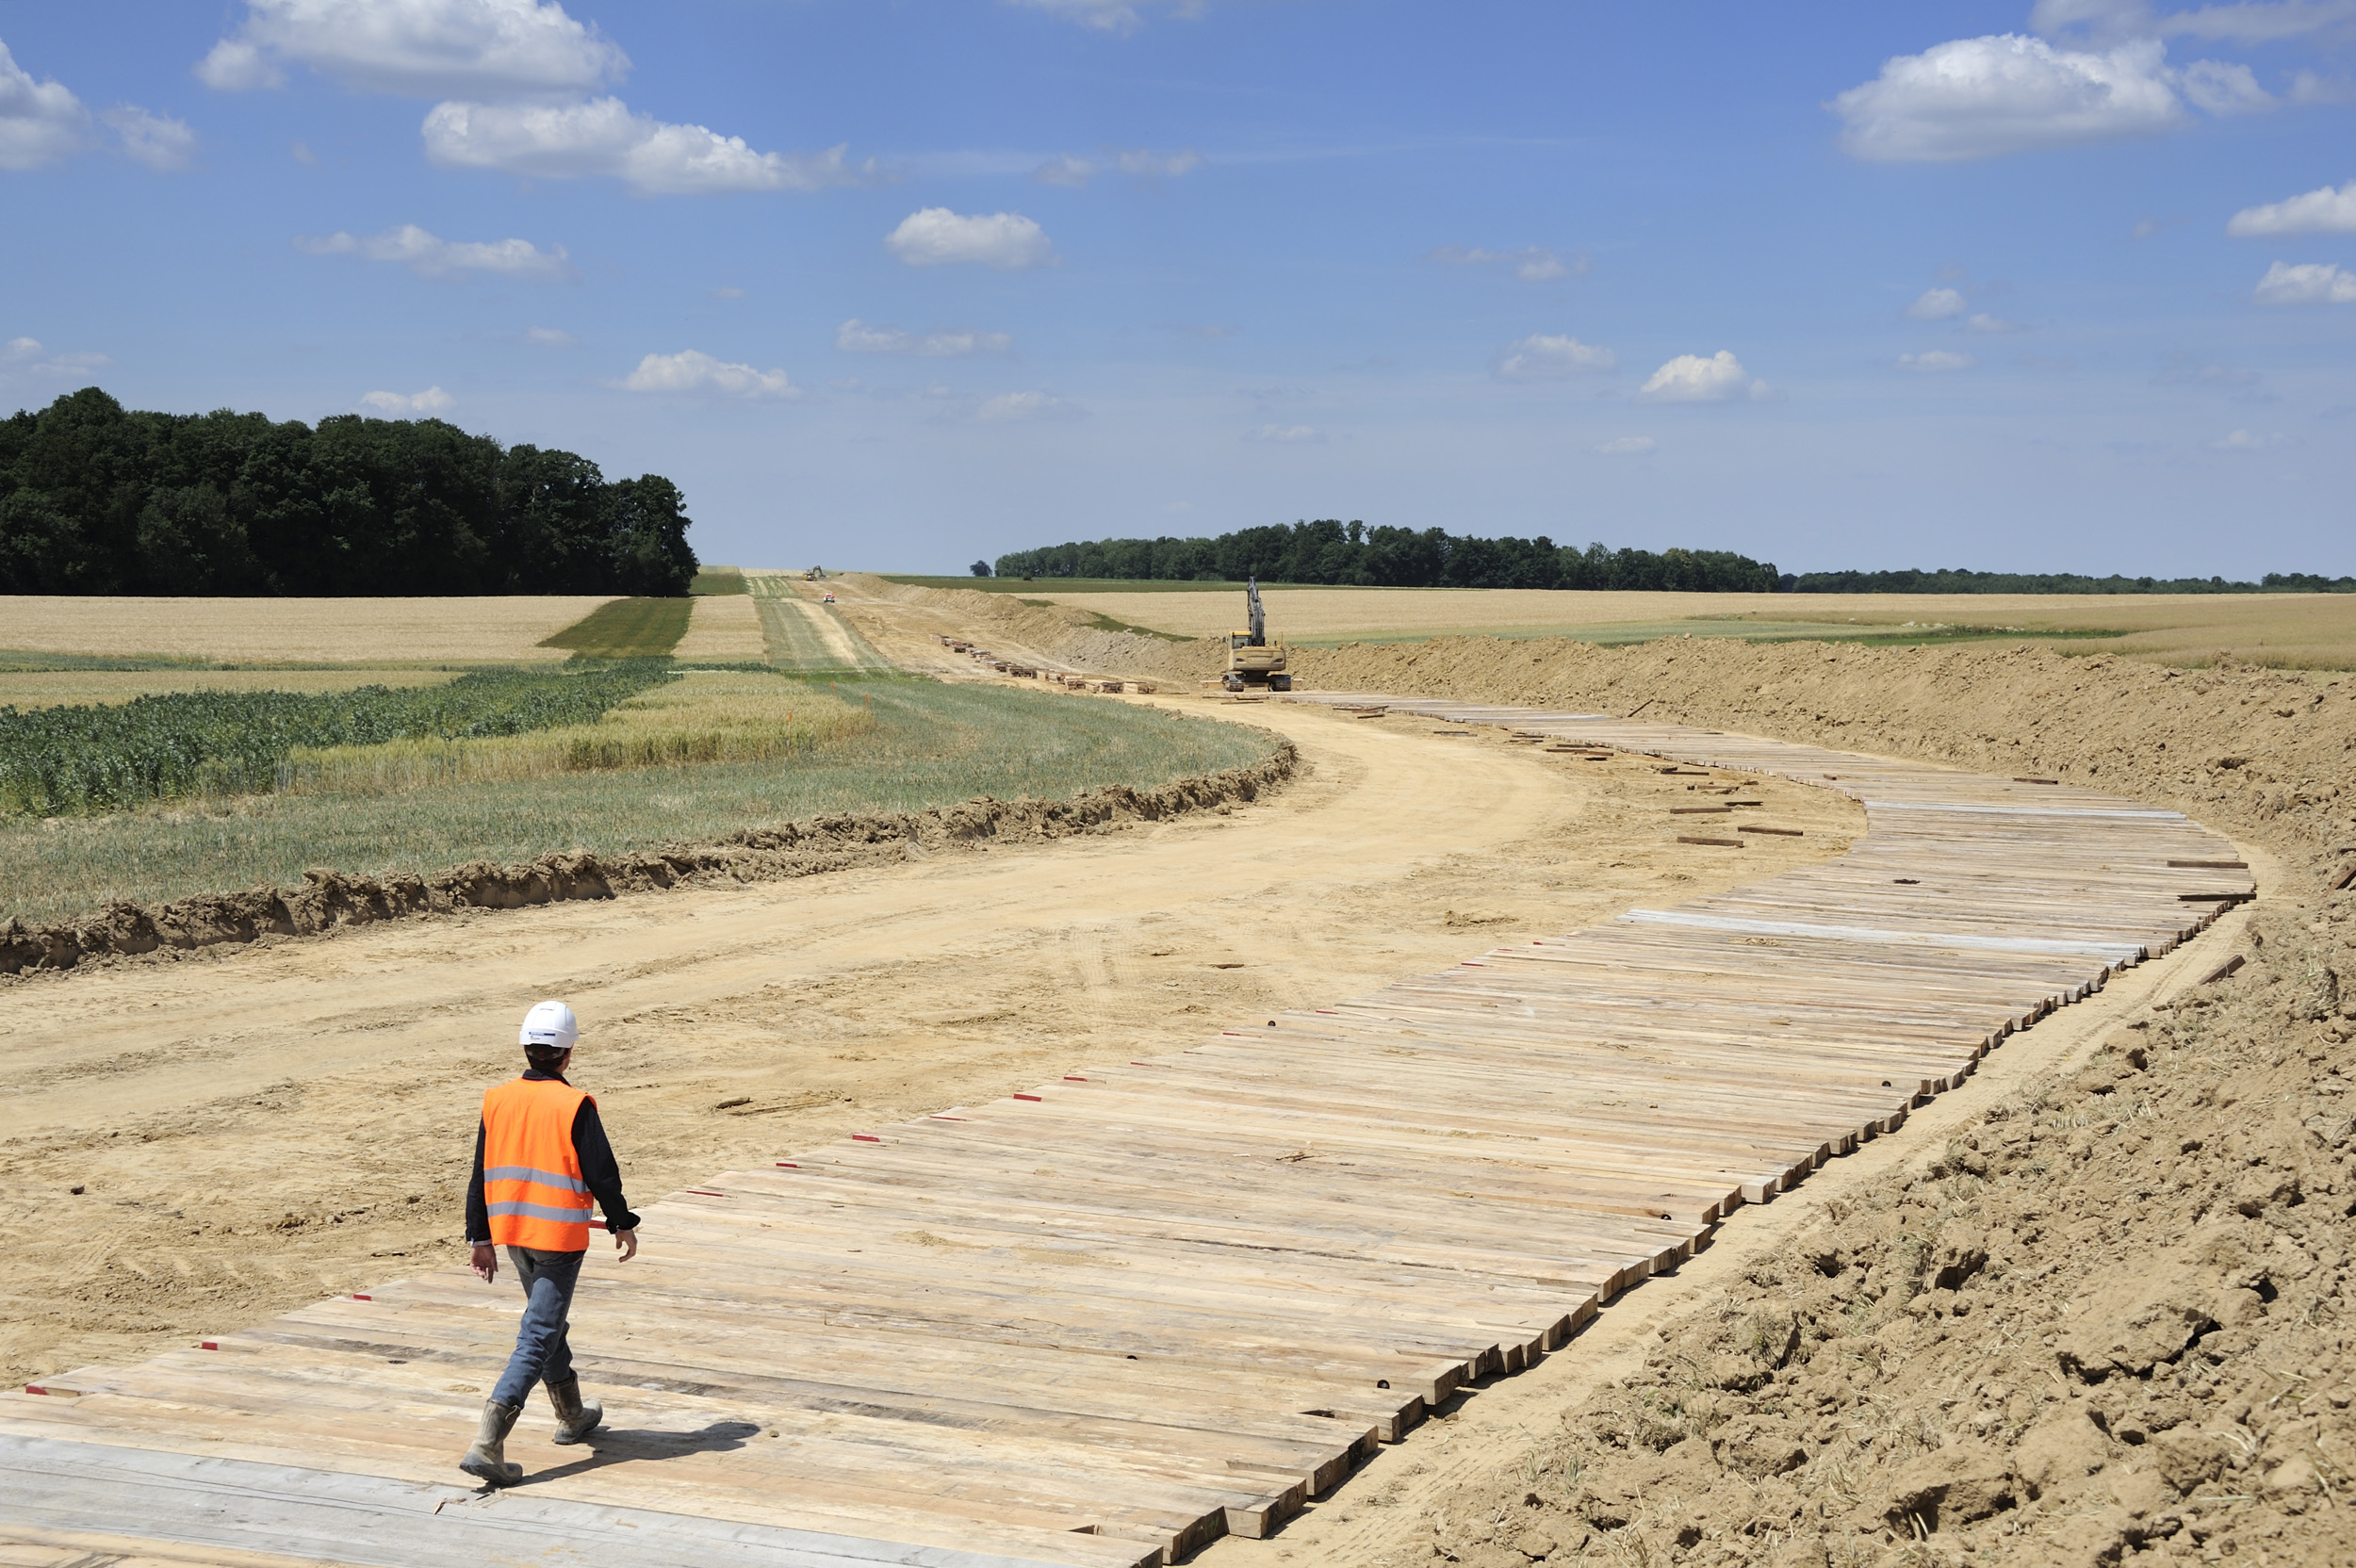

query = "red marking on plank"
[
  {"left": 687, "top": 1189, "right": 726, "bottom": 1196},
  {"left": 1063, "top": 1075, "right": 1088, "bottom": 1082},
  {"left": 24, "top": 1385, "right": 46, "bottom": 1396},
  {"left": 200, "top": 1342, "right": 218, "bottom": 1351},
  {"left": 1013, "top": 1093, "right": 1043, "bottom": 1102},
  {"left": 851, "top": 1135, "right": 882, "bottom": 1143},
  {"left": 352, "top": 1294, "right": 371, "bottom": 1301},
  {"left": 776, "top": 1162, "right": 800, "bottom": 1168}
]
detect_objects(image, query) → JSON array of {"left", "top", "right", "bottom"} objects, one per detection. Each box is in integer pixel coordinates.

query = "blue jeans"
[{"left": 490, "top": 1246, "right": 584, "bottom": 1409}]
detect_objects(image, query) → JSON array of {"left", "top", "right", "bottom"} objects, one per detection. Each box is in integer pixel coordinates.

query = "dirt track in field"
[{"left": 0, "top": 700, "right": 1857, "bottom": 1389}]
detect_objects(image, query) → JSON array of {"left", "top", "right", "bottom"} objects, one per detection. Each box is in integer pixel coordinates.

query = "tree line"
[
  {"left": 990, "top": 522, "right": 2354, "bottom": 596},
  {"left": 0, "top": 387, "right": 698, "bottom": 596},
  {"left": 992, "top": 521, "right": 1781, "bottom": 592}
]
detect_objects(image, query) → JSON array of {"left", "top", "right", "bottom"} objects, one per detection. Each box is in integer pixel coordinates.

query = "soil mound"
[
  {"left": 859, "top": 578, "right": 1225, "bottom": 685},
  {"left": 1271, "top": 635, "right": 2351, "bottom": 1568},
  {"left": 0, "top": 743, "right": 1295, "bottom": 977}
]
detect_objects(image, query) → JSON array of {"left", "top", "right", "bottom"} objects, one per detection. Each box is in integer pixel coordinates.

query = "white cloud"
[
  {"left": 1034, "top": 153, "right": 1094, "bottom": 187},
  {"left": 1637, "top": 351, "right": 1766, "bottom": 402},
  {"left": 422, "top": 98, "right": 867, "bottom": 195},
  {"left": 0, "top": 336, "right": 110, "bottom": 379},
  {"left": 835, "top": 319, "right": 1011, "bottom": 357},
  {"left": 2228, "top": 180, "right": 2356, "bottom": 236},
  {"left": 1032, "top": 146, "right": 1201, "bottom": 187},
  {"left": 1593, "top": 435, "right": 1657, "bottom": 456},
  {"left": 2253, "top": 260, "right": 2356, "bottom": 302},
  {"left": 975, "top": 390, "right": 1068, "bottom": 422},
  {"left": 296, "top": 223, "right": 574, "bottom": 279},
  {"left": 1830, "top": 35, "right": 2186, "bottom": 162},
  {"left": 2031, "top": 0, "right": 2356, "bottom": 44},
  {"left": 1004, "top": 0, "right": 1203, "bottom": 34},
  {"left": 1897, "top": 350, "right": 1978, "bottom": 371},
  {"left": 1494, "top": 334, "right": 1617, "bottom": 380},
  {"left": 0, "top": 40, "right": 91, "bottom": 171},
  {"left": 359, "top": 385, "right": 453, "bottom": 415},
  {"left": 102, "top": 106, "right": 197, "bottom": 172},
  {"left": 885, "top": 208, "right": 1056, "bottom": 270},
  {"left": 1243, "top": 423, "right": 1324, "bottom": 443},
  {"left": 2179, "top": 58, "right": 2276, "bottom": 112},
  {"left": 2209, "top": 427, "right": 2287, "bottom": 449},
  {"left": 1431, "top": 245, "right": 1580, "bottom": 283},
  {"left": 619, "top": 349, "right": 797, "bottom": 399},
  {"left": 1904, "top": 286, "right": 1968, "bottom": 320},
  {"left": 197, "top": 0, "right": 627, "bottom": 97},
  {"left": 1963, "top": 312, "right": 2025, "bottom": 332},
  {"left": 523, "top": 325, "right": 573, "bottom": 346}
]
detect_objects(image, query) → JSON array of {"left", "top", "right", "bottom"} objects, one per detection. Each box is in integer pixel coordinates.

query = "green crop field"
[
  {"left": 691, "top": 567, "right": 750, "bottom": 596},
  {"left": 539, "top": 597, "right": 693, "bottom": 658},
  {"left": 0, "top": 677, "right": 1279, "bottom": 926},
  {"left": 0, "top": 663, "right": 679, "bottom": 817}
]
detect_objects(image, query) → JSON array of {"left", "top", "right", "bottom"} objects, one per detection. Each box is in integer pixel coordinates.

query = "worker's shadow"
[{"left": 504, "top": 1419, "right": 761, "bottom": 1488}]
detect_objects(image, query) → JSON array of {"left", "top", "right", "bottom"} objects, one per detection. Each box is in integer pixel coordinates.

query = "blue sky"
[{"left": 1, "top": 1, "right": 2349, "bottom": 578}]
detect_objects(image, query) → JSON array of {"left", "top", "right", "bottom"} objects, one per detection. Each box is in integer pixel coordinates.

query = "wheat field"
[
  {"left": 0, "top": 596, "right": 617, "bottom": 664},
  {"left": 1020, "top": 587, "right": 2356, "bottom": 666}
]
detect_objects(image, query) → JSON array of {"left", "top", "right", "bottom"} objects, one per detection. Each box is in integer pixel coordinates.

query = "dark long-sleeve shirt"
[{"left": 466, "top": 1069, "right": 640, "bottom": 1245}]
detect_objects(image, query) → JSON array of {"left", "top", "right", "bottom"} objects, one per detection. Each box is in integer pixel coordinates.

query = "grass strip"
[
  {"left": 538, "top": 597, "right": 693, "bottom": 658},
  {"left": 690, "top": 568, "right": 750, "bottom": 596},
  {"left": 0, "top": 662, "right": 679, "bottom": 817},
  {"left": 0, "top": 678, "right": 1278, "bottom": 925}
]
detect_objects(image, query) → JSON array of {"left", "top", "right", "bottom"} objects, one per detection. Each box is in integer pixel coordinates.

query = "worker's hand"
[
  {"left": 469, "top": 1242, "right": 498, "bottom": 1284},
  {"left": 614, "top": 1228, "right": 639, "bottom": 1264}
]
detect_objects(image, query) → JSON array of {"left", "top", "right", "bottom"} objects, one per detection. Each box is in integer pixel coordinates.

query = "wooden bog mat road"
[{"left": 0, "top": 696, "right": 2252, "bottom": 1568}]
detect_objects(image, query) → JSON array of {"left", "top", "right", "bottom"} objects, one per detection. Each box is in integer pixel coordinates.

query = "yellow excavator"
[{"left": 1222, "top": 577, "right": 1291, "bottom": 692}]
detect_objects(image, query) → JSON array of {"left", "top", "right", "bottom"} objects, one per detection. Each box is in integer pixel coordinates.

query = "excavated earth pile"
[
  {"left": 0, "top": 744, "right": 1294, "bottom": 976},
  {"left": 1267, "top": 636, "right": 2353, "bottom": 1568}
]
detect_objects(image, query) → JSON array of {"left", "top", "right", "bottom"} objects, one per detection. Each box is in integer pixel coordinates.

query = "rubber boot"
[
  {"left": 545, "top": 1376, "right": 603, "bottom": 1446},
  {"left": 459, "top": 1399, "right": 523, "bottom": 1486}
]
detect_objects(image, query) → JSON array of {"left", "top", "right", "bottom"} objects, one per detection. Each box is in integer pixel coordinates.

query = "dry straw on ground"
[
  {"left": 1019, "top": 586, "right": 2356, "bottom": 667},
  {"left": 0, "top": 595, "right": 616, "bottom": 664},
  {"left": 672, "top": 593, "right": 767, "bottom": 662},
  {"left": 0, "top": 668, "right": 461, "bottom": 709}
]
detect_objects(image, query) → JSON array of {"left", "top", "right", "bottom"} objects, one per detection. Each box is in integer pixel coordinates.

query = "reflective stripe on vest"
[{"left": 481, "top": 1077, "right": 595, "bottom": 1251}]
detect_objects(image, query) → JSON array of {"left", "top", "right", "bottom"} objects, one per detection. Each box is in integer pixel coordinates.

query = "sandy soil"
[
  {"left": 672, "top": 593, "right": 766, "bottom": 661},
  {"left": 995, "top": 587, "right": 2356, "bottom": 668},
  {"left": 0, "top": 701, "right": 1856, "bottom": 1392},
  {"left": 0, "top": 596, "right": 614, "bottom": 664}
]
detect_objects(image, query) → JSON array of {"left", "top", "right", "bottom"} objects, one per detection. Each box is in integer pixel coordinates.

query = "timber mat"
[
  {"left": 0, "top": 744, "right": 1295, "bottom": 977},
  {"left": 0, "top": 697, "right": 2248, "bottom": 1566}
]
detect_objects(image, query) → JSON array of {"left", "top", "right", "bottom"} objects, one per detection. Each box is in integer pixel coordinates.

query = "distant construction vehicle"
[
  {"left": 803, "top": 565, "right": 826, "bottom": 580},
  {"left": 1222, "top": 577, "right": 1291, "bottom": 693}
]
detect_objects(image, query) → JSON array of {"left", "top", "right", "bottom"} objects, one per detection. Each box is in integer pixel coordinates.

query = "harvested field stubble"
[
  {"left": 0, "top": 595, "right": 615, "bottom": 663},
  {"left": 1266, "top": 634, "right": 2356, "bottom": 1568},
  {"left": 0, "top": 677, "right": 1281, "bottom": 928}
]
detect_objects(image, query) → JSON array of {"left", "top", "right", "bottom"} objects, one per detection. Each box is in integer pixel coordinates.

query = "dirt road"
[{"left": 0, "top": 700, "right": 1857, "bottom": 1388}]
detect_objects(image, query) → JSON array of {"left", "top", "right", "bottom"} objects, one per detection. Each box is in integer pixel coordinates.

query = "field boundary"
[{"left": 0, "top": 741, "right": 1298, "bottom": 978}]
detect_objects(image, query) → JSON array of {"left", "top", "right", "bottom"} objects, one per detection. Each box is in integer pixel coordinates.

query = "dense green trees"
[
  {"left": 994, "top": 520, "right": 1781, "bottom": 592},
  {"left": 0, "top": 388, "right": 697, "bottom": 596}
]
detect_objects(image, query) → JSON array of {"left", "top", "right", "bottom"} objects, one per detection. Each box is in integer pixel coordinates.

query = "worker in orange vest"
[{"left": 459, "top": 1000, "right": 640, "bottom": 1486}]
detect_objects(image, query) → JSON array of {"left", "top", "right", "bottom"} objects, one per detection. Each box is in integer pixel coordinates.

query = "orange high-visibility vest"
[{"left": 481, "top": 1077, "right": 596, "bottom": 1251}]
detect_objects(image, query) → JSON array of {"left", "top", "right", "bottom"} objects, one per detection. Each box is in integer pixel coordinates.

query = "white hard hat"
[{"left": 519, "top": 1000, "right": 580, "bottom": 1051}]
